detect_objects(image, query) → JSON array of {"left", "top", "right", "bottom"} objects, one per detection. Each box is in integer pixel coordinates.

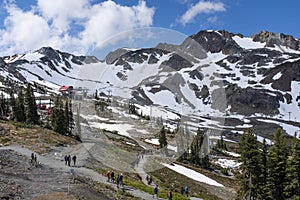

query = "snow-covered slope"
[{"left": 1, "top": 30, "right": 300, "bottom": 142}]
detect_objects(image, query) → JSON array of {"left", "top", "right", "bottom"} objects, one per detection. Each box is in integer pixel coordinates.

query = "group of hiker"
[
  {"left": 153, "top": 182, "right": 189, "bottom": 200},
  {"left": 146, "top": 175, "right": 153, "bottom": 185},
  {"left": 64, "top": 155, "right": 77, "bottom": 166},
  {"left": 106, "top": 171, "right": 124, "bottom": 188},
  {"left": 30, "top": 153, "right": 38, "bottom": 166}
]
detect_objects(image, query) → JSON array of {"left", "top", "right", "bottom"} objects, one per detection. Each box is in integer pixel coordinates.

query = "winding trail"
[{"left": 0, "top": 145, "right": 162, "bottom": 200}]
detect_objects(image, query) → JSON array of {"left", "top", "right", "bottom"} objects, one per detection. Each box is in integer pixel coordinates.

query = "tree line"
[
  {"left": 237, "top": 128, "right": 300, "bottom": 200},
  {"left": 0, "top": 84, "right": 74, "bottom": 137}
]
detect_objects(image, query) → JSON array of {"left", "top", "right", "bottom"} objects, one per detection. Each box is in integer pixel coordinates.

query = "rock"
[
  {"left": 251, "top": 30, "right": 300, "bottom": 50},
  {"left": 224, "top": 84, "right": 282, "bottom": 115}
]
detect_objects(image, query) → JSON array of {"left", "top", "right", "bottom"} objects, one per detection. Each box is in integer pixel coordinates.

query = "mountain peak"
[
  {"left": 186, "top": 30, "right": 243, "bottom": 55},
  {"left": 251, "top": 30, "right": 300, "bottom": 50}
]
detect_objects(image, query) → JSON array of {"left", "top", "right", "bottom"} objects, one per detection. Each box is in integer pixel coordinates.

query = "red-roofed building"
[{"left": 58, "top": 85, "right": 73, "bottom": 97}]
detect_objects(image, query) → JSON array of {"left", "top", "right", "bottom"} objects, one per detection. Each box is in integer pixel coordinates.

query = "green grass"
[
  {"left": 150, "top": 167, "right": 224, "bottom": 200},
  {"left": 124, "top": 177, "right": 190, "bottom": 200}
]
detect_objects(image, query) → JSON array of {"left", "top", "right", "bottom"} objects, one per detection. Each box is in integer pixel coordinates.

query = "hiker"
[
  {"left": 34, "top": 154, "right": 37, "bottom": 166},
  {"left": 106, "top": 171, "right": 110, "bottom": 182},
  {"left": 72, "top": 155, "right": 77, "bottom": 166},
  {"left": 110, "top": 171, "right": 115, "bottom": 182},
  {"left": 168, "top": 189, "right": 173, "bottom": 200},
  {"left": 185, "top": 185, "right": 189, "bottom": 197},
  {"left": 148, "top": 176, "right": 152, "bottom": 185},
  {"left": 153, "top": 185, "right": 158, "bottom": 199},
  {"left": 64, "top": 155, "right": 68, "bottom": 165},
  {"left": 146, "top": 175, "right": 149, "bottom": 183},
  {"left": 180, "top": 186, "right": 185, "bottom": 195},
  {"left": 67, "top": 155, "right": 71, "bottom": 166},
  {"left": 31, "top": 153, "right": 34, "bottom": 165},
  {"left": 116, "top": 174, "right": 120, "bottom": 188},
  {"left": 119, "top": 173, "right": 123, "bottom": 187}
]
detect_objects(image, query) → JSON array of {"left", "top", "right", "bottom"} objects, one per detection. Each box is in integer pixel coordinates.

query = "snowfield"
[{"left": 162, "top": 163, "right": 224, "bottom": 187}]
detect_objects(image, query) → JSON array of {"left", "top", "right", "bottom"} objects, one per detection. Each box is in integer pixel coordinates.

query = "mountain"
[{"left": 1, "top": 30, "right": 300, "bottom": 143}]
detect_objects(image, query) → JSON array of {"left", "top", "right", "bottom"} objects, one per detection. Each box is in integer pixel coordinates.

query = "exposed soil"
[{"left": 0, "top": 149, "right": 112, "bottom": 200}]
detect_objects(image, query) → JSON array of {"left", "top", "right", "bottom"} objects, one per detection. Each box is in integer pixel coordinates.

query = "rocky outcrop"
[
  {"left": 187, "top": 30, "right": 243, "bottom": 55},
  {"left": 261, "top": 59, "right": 300, "bottom": 91},
  {"left": 224, "top": 84, "right": 282, "bottom": 115},
  {"left": 251, "top": 31, "right": 300, "bottom": 50}
]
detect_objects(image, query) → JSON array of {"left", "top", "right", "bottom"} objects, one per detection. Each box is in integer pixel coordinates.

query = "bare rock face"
[
  {"left": 224, "top": 84, "right": 282, "bottom": 116},
  {"left": 251, "top": 30, "right": 300, "bottom": 50},
  {"left": 187, "top": 30, "right": 243, "bottom": 55}
]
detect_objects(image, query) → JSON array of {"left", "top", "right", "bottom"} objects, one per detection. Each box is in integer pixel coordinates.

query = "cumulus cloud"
[
  {"left": 0, "top": 0, "right": 155, "bottom": 55},
  {"left": 179, "top": 1, "right": 226, "bottom": 25},
  {"left": 0, "top": 4, "right": 51, "bottom": 54}
]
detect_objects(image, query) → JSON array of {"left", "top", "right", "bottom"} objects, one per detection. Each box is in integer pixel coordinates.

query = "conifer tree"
[
  {"left": 9, "top": 91, "right": 17, "bottom": 120},
  {"left": 51, "top": 96, "right": 67, "bottom": 135},
  {"left": 258, "top": 139, "right": 268, "bottom": 200},
  {"left": 24, "top": 84, "right": 39, "bottom": 124},
  {"left": 190, "top": 128, "right": 205, "bottom": 165},
  {"left": 284, "top": 133, "right": 300, "bottom": 198},
  {"left": 158, "top": 126, "right": 168, "bottom": 155},
  {"left": 0, "top": 93, "right": 9, "bottom": 118},
  {"left": 68, "top": 99, "right": 74, "bottom": 134},
  {"left": 237, "top": 129, "right": 261, "bottom": 199},
  {"left": 15, "top": 89, "right": 26, "bottom": 122},
  {"left": 64, "top": 99, "right": 70, "bottom": 134},
  {"left": 267, "top": 128, "right": 288, "bottom": 200},
  {"left": 175, "top": 126, "right": 185, "bottom": 154}
]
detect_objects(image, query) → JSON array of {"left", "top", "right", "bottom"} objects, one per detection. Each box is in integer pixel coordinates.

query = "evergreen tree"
[
  {"left": 68, "top": 99, "right": 74, "bottom": 134},
  {"left": 190, "top": 128, "right": 205, "bottom": 165},
  {"left": 185, "top": 122, "right": 191, "bottom": 149},
  {"left": 237, "top": 129, "right": 261, "bottom": 200},
  {"left": 267, "top": 128, "right": 288, "bottom": 200},
  {"left": 258, "top": 139, "right": 268, "bottom": 200},
  {"left": 9, "top": 91, "right": 17, "bottom": 120},
  {"left": 175, "top": 126, "right": 185, "bottom": 154},
  {"left": 64, "top": 99, "right": 70, "bottom": 134},
  {"left": 0, "top": 93, "right": 9, "bottom": 118},
  {"left": 158, "top": 126, "right": 168, "bottom": 155},
  {"left": 284, "top": 133, "right": 300, "bottom": 198},
  {"left": 15, "top": 89, "right": 26, "bottom": 122},
  {"left": 95, "top": 89, "right": 98, "bottom": 99},
  {"left": 24, "top": 84, "right": 39, "bottom": 124},
  {"left": 51, "top": 96, "right": 67, "bottom": 135}
]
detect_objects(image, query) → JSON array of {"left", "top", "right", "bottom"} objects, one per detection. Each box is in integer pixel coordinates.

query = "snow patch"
[
  {"left": 162, "top": 163, "right": 224, "bottom": 187},
  {"left": 145, "top": 138, "right": 159, "bottom": 145},
  {"left": 273, "top": 72, "right": 282, "bottom": 80},
  {"left": 215, "top": 158, "right": 241, "bottom": 169},
  {"left": 233, "top": 35, "right": 265, "bottom": 49}
]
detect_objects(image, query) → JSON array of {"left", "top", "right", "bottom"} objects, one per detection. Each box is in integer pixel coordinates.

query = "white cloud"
[
  {"left": 207, "top": 15, "right": 218, "bottom": 23},
  {"left": 179, "top": 1, "right": 226, "bottom": 25},
  {"left": 0, "top": 4, "right": 51, "bottom": 54},
  {"left": 37, "top": 0, "right": 88, "bottom": 34},
  {"left": 0, "top": 0, "right": 155, "bottom": 56}
]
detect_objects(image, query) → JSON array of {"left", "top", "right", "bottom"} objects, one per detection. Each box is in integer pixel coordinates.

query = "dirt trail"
[{"left": 0, "top": 145, "right": 164, "bottom": 200}]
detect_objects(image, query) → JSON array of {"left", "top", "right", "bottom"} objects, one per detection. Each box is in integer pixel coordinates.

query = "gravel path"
[{"left": 0, "top": 145, "right": 163, "bottom": 200}]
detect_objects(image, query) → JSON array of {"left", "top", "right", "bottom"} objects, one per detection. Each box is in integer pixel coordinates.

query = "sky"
[{"left": 0, "top": 0, "right": 299, "bottom": 56}]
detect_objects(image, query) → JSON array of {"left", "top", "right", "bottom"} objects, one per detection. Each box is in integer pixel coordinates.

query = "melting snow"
[
  {"left": 209, "top": 136, "right": 237, "bottom": 143},
  {"left": 232, "top": 36, "right": 265, "bottom": 49},
  {"left": 273, "top": 72, "right": 282, "bottom": 80},
  {"left": 257, "top": 118, "right": 300, "bottom": 137},
  {"left": 162, "top": 163, "right": 224, "bottom": 187},
  {"left": 223, "top": 151, "right": 240, "bottom": 157},
  {"left": 145, "top": 138, "right": 159, "bottom": 145},
  {"left": 215, "top": 158, "right": 241, "bottom": 169},
  {"left": 89, "top": 122, "right": 133, "bottom": 138}
]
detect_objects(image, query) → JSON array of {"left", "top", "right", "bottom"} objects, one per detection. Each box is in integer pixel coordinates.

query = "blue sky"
[{"left": 0, "top": 0, "right": 299, "bottom": 56}]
